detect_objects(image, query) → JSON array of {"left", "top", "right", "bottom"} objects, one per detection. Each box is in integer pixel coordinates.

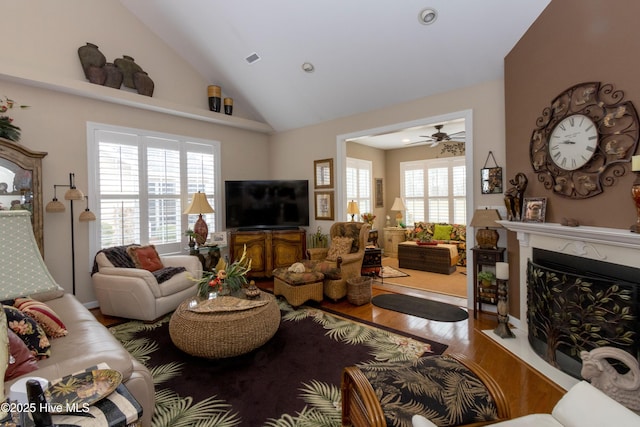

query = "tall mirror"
[{"left": 0, "top": 138, "right": 47, "bottom": 255}]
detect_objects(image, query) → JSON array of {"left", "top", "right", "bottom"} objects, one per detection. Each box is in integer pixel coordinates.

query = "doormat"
[
  {"left": 372, "top": 293, "right": 469, "bottom": 322},
  {"left": 378, "top": 266, "right": 410, "bottom": 278}
]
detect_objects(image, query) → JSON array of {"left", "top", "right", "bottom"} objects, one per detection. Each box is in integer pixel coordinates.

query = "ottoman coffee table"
[
  {"left": 169, "top": 291, "right": 280, "bottom": 359},
  {"left": 398, "top": 241, "right": 459, "bottom": 275}
]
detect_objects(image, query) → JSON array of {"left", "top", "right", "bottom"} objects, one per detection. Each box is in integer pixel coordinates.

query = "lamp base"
[
  {"left": 194, "top": 214, "right": 208, "bottom": 246},
  {"left": 476, "top": 228, "right": 499, "bottom": 249}
]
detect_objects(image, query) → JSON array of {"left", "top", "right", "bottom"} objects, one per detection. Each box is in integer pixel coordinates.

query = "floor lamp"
[{"left": 45, "top": 173, "right": 96, "bottom": 295}]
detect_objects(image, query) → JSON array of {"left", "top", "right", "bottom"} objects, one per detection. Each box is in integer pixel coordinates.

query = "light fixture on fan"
[{"left": 184, "top": 192, "right": 215, "bottom": 245}]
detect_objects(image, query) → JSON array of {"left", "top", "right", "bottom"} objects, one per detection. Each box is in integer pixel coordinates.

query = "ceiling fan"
[{"left": 409, "top": 124, "right": 466, "bottom": 147}]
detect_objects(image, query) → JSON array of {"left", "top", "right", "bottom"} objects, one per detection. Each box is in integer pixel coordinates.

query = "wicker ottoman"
[
  {"left": 169, "top": 291, "right": 280, "bottom": 359},
  {"left": 272, "top": 267, "right": 324, "bottom": 307}
]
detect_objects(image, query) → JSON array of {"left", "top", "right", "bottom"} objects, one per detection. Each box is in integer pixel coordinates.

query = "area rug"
[
  {"left": 372, "top": 294, "right": 469, "bottom": 322},
  {"left": 110, "top": 301, "right": 447, "bottom": 427},
  {"left": 378, "top": 265, "right": 410, "bottom": 278}
]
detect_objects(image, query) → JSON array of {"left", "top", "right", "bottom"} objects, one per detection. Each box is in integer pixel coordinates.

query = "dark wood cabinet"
[
  {"left": 229, "top": 229, "right": 306, "bottom": 278},
  {"left": 471, "top": 246, "right": 505, "bottom": 318},
  {"left": 361, "top": 247, "right": 382, "bottom": 277}
]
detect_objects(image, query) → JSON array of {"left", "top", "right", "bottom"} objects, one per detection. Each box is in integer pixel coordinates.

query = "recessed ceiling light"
[
  {"left": 418, "top": 8, "right": 437, "bottom": 25},
  {"left": 301, "top": 62, "right": 315, "bottom": 73}
]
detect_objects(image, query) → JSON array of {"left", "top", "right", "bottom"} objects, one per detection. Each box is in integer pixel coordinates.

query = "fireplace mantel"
[{"left": 497, "top": 221, "right": 640, "bottom": 249}]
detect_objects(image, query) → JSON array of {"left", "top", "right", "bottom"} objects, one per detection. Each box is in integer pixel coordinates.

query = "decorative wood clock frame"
[{"left": 530, "top": 82, "right": 640, "bottom": 199}]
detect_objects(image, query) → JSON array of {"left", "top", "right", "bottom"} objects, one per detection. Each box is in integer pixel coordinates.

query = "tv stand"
[
  {"left": 237, "top": 226, "right": 300, "bottom": 232},
  {"left": 229, "top": 228, "right": 306, "bottom": 278}
]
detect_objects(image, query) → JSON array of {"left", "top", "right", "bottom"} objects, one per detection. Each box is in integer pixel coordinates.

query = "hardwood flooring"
[{"left": 91, "top": 271, "right": 566, "bottom": 420}]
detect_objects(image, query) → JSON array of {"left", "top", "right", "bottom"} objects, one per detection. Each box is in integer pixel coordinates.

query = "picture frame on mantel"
[
  {"left": 314, "top": 158, "right": 333, "bottom": 189},
  {"left": 522, "top": 197, "right": 547, "bottom": 223},
  {"left": 314, "top": 191, "right": 334, "bottom": 220}
]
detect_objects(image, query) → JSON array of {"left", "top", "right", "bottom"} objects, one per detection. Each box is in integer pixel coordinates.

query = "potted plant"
[{"left": 477, "top": 271, "right": 496, "bottom": 287}]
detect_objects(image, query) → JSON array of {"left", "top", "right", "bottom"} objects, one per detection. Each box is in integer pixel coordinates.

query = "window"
[
  {"left": 400, "top": 156, "right": 466, "bottom": 225},
  {"left": 345, "top": 157, "right": 372, "bottom": 221},
  {"left": 88, "top": 123, "right": 220, "bottom": 255}
]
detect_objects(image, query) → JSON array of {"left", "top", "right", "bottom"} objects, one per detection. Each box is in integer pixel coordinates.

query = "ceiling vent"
[{"left": 245, "top": 52, "right": 261, "bottom": 64}]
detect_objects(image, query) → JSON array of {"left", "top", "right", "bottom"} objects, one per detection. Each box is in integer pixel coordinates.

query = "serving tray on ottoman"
[{"left": 398, "top": 242, "right": 458, "bottom": 275}]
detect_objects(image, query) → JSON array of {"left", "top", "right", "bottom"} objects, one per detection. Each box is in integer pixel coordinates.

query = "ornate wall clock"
[{"left": 529, "top": 82, "right": 640, "bottom": 198}]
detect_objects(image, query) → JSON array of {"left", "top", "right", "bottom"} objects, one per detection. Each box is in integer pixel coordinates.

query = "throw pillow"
[
  {"left": 4, "top": 305, "right": 50, "bottom": 359},
  {"left": 433, "top": 224, "right": 453, "bottom": 241},
  {"left": 14, "top": 297, "right": 68, "bottom": 338},
  {"left": 5, "top": 329, "right": 38, "bottom": 380},
  {"left": 127, "top": 244, "right": 164, "bottom": 272},
  {"left": 326, "top": 237, "right": 353, "bottom": 261}
]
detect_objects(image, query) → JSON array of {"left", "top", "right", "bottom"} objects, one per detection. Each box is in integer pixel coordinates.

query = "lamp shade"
[
  {"left": 391, "top": 197, "right": 406, "bottom": 211},
  {"left": 45, "top": 198, "right": 65, "bottom": 213},
  {"left": 183, "top": 192, "right": 214, "bottom": 215},
  {"left": 470, "top": 208, "right": 502, "bottom": 249},
  {"left": 347, "top": 200, "right": 360, "bottom": 215},
  {"left": 64, "top": 187, "right": 85, "bottom": 201}
]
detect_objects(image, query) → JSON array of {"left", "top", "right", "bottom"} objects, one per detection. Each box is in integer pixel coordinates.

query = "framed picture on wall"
[
  {"left": 522, "top": 197, "right": 547, "bottom": 223},
  {"left": 314, "top": 158, "right": 333, "bottom": 189},
  {"left": 375, "top": 178, "right": 384, "bottom": 208},
  {"left": 314, "top": 191, "right": 334, "bottom": 220}
]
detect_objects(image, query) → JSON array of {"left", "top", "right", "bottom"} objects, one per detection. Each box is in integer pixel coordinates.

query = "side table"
[
  {"left": 361, "top": 247, "right": 382, "bottom": 282},
  {"left": 471, "top": 246, "right": 506, "bottom": 318},
  {"left": 383, "top": 227, "right": 406, "bottom": 258}
]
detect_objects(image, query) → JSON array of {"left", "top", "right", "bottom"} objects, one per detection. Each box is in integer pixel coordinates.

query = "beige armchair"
[
  {"left": 307, "top": 222, "right": 370, "bottom": 301},
  {"left": 92, "top": 245, "right": 202, "bottom": 321}
]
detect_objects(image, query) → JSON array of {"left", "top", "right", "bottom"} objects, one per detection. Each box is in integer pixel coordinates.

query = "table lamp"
[
  {"left": 184, "top": 192, "right": 214, "bottom": 245},
  {"left": 391, "top": 197, "right": 406, "bottom": 227},
  {"left": 347, "top": 200, "right": 359, "bottom": 221},
  {"left": 470, "top": 208, "right": 502, "bottom": 249}
]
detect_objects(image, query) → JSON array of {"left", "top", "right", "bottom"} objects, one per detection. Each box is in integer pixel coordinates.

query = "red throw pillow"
[
  {"left": 5, "top": 329, "right": 39, "bottom": 381},
  {"left": 127, "top": 245, "right": 164, "bottom": 272}
]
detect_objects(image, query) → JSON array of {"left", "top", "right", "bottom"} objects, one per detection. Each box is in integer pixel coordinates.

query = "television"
[{"left": 224, "top": 180, "right": 310, "bottom": 230}]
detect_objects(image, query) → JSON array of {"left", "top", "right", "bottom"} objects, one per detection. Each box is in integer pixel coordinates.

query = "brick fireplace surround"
[{"left": 484, "top": 221, "right": 640, "bottom": 391}]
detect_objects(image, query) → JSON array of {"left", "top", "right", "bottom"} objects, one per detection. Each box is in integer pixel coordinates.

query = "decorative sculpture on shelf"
[
  {"left": 580, "top": 346, "right": 640, "bottom": 412},
  {"left": 504, "top": 172, "right": 528, "bottom": 221}
]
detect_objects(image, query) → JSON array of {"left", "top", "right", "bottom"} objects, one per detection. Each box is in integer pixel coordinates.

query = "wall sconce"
[
  {"left": 183, "top": 191, "right": 214, "bottom": 245},
  {"left": 391, "top": 197, "right": 406, "bottom": 227},
  {"left": 45, "top": 173, "right": 95, "bottom": 295},
  {"left": 347, "top": 200, "right": 359, "bottom": 221}
]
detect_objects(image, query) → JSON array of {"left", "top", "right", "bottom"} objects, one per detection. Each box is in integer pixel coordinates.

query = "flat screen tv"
[{"left": 225, "top": 180, "right": 310, "bottom": 230}]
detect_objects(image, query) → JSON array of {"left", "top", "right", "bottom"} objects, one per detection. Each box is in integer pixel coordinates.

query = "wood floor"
[{"left": 91, "top": 271, "right": 567, "bottom": 420}]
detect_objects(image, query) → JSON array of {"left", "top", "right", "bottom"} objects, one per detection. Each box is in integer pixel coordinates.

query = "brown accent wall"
[{"left": 505, "top": 0, "right": 640, "bottom": 317}]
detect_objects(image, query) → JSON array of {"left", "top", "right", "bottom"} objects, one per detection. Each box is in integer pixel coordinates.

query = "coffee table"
[
  {"left": 398, "top": 241, "right": 458, "bottom": 274},
  {"left": 169, "top": 291, "right": 280, "bottom": 359}
]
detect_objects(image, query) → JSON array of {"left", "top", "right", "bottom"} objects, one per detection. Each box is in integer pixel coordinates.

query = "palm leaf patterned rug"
[{"left": 110, "top": 300, "right": 447, "bottom": 427}]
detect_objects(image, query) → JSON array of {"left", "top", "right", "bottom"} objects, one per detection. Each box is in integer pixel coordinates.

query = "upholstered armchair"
[
  {"left": 307, "top": 222, "right": 370, "bottom": 301},
  {"left": 92, "top": 245, "right": 202, "bottom": 321}
]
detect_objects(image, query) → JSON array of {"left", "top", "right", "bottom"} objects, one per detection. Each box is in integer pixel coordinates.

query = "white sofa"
[{"left": 412, "top": 381, "right": 640, "bottom": 427}]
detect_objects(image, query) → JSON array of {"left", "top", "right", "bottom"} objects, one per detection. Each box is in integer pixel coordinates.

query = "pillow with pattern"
[
  {"left": 127, "top": 244, "right": 164, "bottom": 272},
  {"left": 14, "top": 297, "right": 68, "bottom": 338},
  {"left": 327, "top": 237, "right": 353, "bottom": 261},
  {"left": 4, "top": 305, "right": 51, "bottom": 359}
]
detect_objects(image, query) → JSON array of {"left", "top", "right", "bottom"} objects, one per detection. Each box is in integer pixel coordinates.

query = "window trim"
[
  {"left": 345, "top": 157, "right": 373, "bottom": 221},
  {"left": 87, "top": 122, "right": 221, "bottom": 257}
]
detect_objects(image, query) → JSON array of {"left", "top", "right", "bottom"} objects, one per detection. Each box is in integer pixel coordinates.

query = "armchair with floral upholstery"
[{"left": 307, "top": 222, "right": 371, "bottom": 301}]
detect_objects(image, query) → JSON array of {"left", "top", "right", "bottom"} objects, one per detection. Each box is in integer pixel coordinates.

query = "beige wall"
[{"left": 504, "top": 0, "right": 640, "bottom": 319}]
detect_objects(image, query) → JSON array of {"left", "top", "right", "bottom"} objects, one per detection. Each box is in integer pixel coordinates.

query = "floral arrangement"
[
  {"left": 193, "top": 245, "right": 252, "bottom": 298},
  {"left": 0, "top": 97, "right": 29, "bottom": 142},
  {"left": 361, "top": 212, "right": 376, "bottom": 225}
]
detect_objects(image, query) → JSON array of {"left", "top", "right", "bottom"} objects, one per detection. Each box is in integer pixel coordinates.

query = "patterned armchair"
[{"left": 307, "top": 222, "right": 371, "bottom": 301}]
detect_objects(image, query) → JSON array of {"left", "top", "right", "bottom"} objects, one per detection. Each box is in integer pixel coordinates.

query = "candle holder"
[{"left": 493, "top": 262, "right": 514, "bottom": 339}]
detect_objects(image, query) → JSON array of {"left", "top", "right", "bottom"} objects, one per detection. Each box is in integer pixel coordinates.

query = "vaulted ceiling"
[{"left": 121, "top": 0, "right": 550, "bottom": 134}]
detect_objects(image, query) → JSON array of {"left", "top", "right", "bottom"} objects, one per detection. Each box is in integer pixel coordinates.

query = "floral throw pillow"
[
  {"left": 4, "top": 305, "right": 51, "bottom": 359},
  {"left": 327, "top": 237, "right": 353, "bottom": 261},
  {"left": 14, "top": 297, "right": 68, "bottom": 338}
]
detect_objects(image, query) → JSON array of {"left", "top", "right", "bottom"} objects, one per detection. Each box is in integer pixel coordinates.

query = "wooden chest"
[{"left": 398, "top": 243, "right": 457, "bottom": 275}]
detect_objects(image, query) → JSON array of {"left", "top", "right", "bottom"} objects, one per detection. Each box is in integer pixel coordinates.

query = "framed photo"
[
  {"left": 314, "top": 158, "right": 333, "bottom": 189},
  {"left": 481, "top": 166, "right": 503, "bottom": 194},
  {"left": 314, "top": 191, "right": 334, "bottom": 220},
  {"left": 375, "top": 178, "right": 384, "bottom": 208},
  {"left": 522, "top": 197, "right": 547, "bottom": 223},
  {"left": 210, "top": 231, "right": 228, "bottom": 246}
]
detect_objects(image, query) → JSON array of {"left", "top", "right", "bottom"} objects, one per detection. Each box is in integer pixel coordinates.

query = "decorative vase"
[
  {"left": 103, "top": 63, "right": 123, "bottom": 89},
  {"left": 224, "top": 97, "right": 233, "bottom": 115},
  {"left": 86, "top": 65, "right": 107, "bottom": 85},
  {"left": 208, "top": 85, "right": 221, "bottom": 112},
  {"left": 78, "top": 42, "right": 106, "bottom": 80},
  {"left": 133, "top": 71, "right": 154, "bottom": 96},
  {"left": 114, "top": 55, "right": 143, "bottom": 89}
]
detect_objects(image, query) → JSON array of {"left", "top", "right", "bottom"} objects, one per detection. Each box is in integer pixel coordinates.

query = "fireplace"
[{"left": 528, "top": 248, "right": 639, "bottom": 379}]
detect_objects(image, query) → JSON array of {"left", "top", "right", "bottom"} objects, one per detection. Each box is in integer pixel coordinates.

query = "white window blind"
[
  {"left": 88, "top": 124, "right": 220, "bottom": 255},
  {"left": 346, "top": 157, "right": 372, "bottom": 221},
  {"left": 400, "top": 156, "right": 466, "bottom": 225}
]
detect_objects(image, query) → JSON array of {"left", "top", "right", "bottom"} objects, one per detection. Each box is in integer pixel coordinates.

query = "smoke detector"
[{"left": 418, "top": 8, "right": 438, "bottom": 25}]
